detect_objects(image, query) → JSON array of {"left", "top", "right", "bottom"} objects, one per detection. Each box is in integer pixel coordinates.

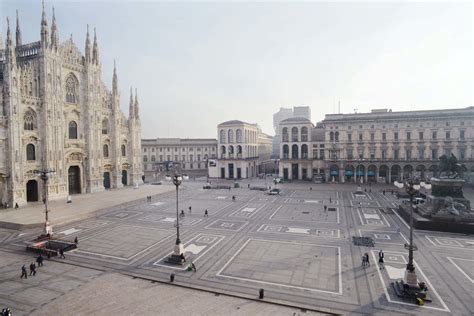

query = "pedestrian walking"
[
  {"left": 329, "top": 197, "right": 332, "bottom": 203},
  {"left": 324, "top": 205, "right": 327, "bottom": 211},
  {"left": 204, "top": 209, "right": 208, "bottom": 217},
  {"left": 188, "top": 206, "right": 192, "bottom": 213},
  {"left": 21, "top": 264, "right": 27, "bottom": 279},
  {"left": 180, "top": 253, "right": 186, "bottom": 263},
  {"left": 36, "top": 254, "right": 44, "bottom": 267},
  {"left": 191, "top": 262, "right": 197, "bottom": 272},
  {"left": 362, "top": 255, "right": 367, "bottom": 267},
  {"left": 29, "top": 262, "right": 36, "bottom": 276},
  {"left": 74, "top": 237, "right": 78, "bottom": 245},
  {"left": 365, "top": 253, "right": 370, "bottom": 266},
  {"left": 59, "top": 248, "right": 65, "bottom": 259},
  {"left": 14, "top": 203, "right": 19, "bottom": 209},
  {"left": 378, "top": 250, "right": 385, "bottom": 270}
]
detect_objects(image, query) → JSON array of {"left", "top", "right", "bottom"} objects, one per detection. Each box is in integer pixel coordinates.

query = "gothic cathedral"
[{"left": 0, "top": 5, "right": 143, "bottom": 207}]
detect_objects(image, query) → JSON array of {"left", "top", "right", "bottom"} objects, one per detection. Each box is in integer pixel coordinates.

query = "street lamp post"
[
  {"left": 165, "top": 170, "right": 189, "bottom": 264},
  {"left": 33, "top": 169, "right": 55, "bottom": 237},
  {"left": 394, "top": 179, "right": 431, "bottom": 286}
]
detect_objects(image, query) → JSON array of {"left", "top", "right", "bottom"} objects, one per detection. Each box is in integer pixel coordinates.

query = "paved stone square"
[
  {"left": 1, "top": 181, "right": 473, "bottom": 315},
  {"left": 217, "top": 239, "right": 341, "bottom": 295}
]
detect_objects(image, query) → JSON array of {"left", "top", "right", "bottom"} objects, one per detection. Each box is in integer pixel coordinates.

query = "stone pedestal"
[
  {"left": 404, "top": 270, "right": 418, "bottom": 287},
  {"left": 174, "top": 243, "right": 184, "bottom": 256}
]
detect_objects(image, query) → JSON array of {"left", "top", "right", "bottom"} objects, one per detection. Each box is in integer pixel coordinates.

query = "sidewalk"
[{"left": 0, "top": 184, "right": 175, "bottom": 230}]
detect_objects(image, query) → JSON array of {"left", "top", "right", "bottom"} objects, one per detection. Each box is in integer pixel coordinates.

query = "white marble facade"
[{"left": 0, "top": 5, "right": 142, "bottom": 207}]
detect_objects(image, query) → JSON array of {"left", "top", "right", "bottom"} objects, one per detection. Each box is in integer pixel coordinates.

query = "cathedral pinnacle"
[
  {"left": 16, "top": 10, "right": 22, "bottom": 46},
  {"left": 6, "top": 17, "right": 12, "bottom": 48},
  {"left": 85, "top": 25, "right": 91, "bottom": 63},
  {"left": 134, "top": 88, "right": 140, "bottom": 120},
  {"left": 112, "top": 60, "right": 118, "bottom": 95},
  {"left": 5, "top": 17, "right": 16, "bottom": 64},
  {"left": 92, "top": 27, "right": 99, "bottom": 64},
  {"left": 40, "top": 0, "right": 49, "bottom": 47},
  {"left": 129, "top": 87, "right": 135, "bottom": 119},
  {"left": 50, "top": 7, "right": 59, "bottom": 50}
]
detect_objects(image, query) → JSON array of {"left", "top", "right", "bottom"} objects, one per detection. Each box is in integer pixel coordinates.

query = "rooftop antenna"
[{"left": 338, "top": 100, "right": 341, "bottom": 114}]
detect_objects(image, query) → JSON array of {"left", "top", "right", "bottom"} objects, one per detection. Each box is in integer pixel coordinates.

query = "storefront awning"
[
  {"left": 345, "top": 170, "right": 353, "bottom": 176},
  {"left": 330, "top": 170, "right": 339, "bottom": 176},
  {"left": 368, "top": 171, "right": 375, "bottom": 176}
]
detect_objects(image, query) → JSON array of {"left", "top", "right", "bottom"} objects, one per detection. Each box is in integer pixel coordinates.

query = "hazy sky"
[{"left": 1, "top": 1, "right": 472, "bottom": 138}]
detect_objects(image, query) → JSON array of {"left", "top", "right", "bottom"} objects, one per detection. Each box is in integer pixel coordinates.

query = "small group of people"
[
  {"left": 1, "top": 307, "right": 12, "bottom": 316},
  {"left": 362, "top": 253, "right": 370, "bottom": 267},
  {"left": 146, "top": 196, "right": 153, "bottom": 202},
  {"left": 361, "top": 250, "right": 384, "bottom": 269},
  {"left": 21, "top": 254, "right": 45, "bottom": 279}
]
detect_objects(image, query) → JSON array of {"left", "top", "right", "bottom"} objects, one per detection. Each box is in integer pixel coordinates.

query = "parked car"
[{"left": 266, "top": 188, "right": 281, "bottom": 195}]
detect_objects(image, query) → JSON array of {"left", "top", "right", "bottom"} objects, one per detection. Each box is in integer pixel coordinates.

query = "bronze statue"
[{"left": 438, "top": 154, "right": 467, "bottom": 178}]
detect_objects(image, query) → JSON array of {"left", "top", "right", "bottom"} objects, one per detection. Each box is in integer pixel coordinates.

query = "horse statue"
[{"left": 438, "top": 154, "right": 467, "bottom": 179}]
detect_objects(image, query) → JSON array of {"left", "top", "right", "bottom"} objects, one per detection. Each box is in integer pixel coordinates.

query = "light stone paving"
[{"left": 0, "top": 181, "right": 473, "bottom": 315}]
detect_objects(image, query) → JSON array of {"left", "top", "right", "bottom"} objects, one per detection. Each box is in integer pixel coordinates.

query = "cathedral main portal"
[{"left": 68, "top": 166, "right": 81, "bottom": 194}]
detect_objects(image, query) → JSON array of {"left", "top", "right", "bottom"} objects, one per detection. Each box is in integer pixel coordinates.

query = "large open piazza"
[{"left": 0, "top": 181, "right": 473, "bottom": 315}]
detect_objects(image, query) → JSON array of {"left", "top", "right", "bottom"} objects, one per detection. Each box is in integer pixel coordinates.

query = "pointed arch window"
[
  {"left": 65, "top": 74, "right": 79, "bottom": 104},
  {"left": 103, "top": 144, "right": 109, "bottom": 158},
  {"left": 102, "top": 119, "right": 109, "bottom": 135},
  {"left": 26, "top": 144, "right": 36, "bottom": 161},
  {"left": 121, "top": 144, "right": 126, "bottom": 157},
  {"left": 24, "top": 110, "right": 37, "bottom": 130},
  {"left": 68, "top": 121, "right": 78, "bottom": 139}
]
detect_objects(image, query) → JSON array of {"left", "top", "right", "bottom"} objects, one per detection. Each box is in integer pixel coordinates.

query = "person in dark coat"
[
  {"left": 21, "top": 265, "right": 27, "bottom": 279},
  {"left": 204, "top": 209, "right": 208, "bottom": 217},
  {"left": 74, "top": 237, "right": 78, "bottom": 245},
  {"left": 36, "top": 254, "right": 44, "bottom": 267},
  {"left": 378, "top": 250, "right": 385, "bottom": 270},
  {"left": 59, "top": 248, "right": 65, "bottom": 259},
  {"left": 29, "top": 262, "right": 36, "bottom": 276}
]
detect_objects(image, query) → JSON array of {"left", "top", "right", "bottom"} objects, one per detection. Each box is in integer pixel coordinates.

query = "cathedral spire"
[
  {"left": 50, "top": 7, "right": 59, "bottom": 50},
  {"left": 129, "top": 87, "right": 135, "bottom": 119},
  {"left": 5, "top": 17, "right": 15, "bottom": 64},
  {"left": 112, "top": 60, "right": 118, "bottom": 95},
  {"left": 16, "top": 10, "right": 22, "bottom": 46},
  {"left": 92, "top": 27, "right": 99, "bottom": 64},
  {"left": 40, "top": 0, "right": 49, "bottom": 47},
  {"left": 85, "top": 24, "right": 91, "bottom": 63},
  {"left": 134, "top": 88, "right": 140, "bottom": 120}
]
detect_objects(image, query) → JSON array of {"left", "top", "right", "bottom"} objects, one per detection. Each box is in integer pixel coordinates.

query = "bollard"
[
  {"left": 259, "top": 288, "right": 264, "bottom": 299},
  {"left": 170, "top": 273, "right": 175, "bottom": 283}
]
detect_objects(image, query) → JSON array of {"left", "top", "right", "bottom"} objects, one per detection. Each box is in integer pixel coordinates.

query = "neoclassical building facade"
[
  {"left": 279, "top": 107, "right": 474, "bottom": 183},
  {"left": 141, "top": 138, "right": 217, "bottom": 178},
  {"left": 0, "top": 6, "right": 142, "bottom": 207},
  {"left": 209, "top": 120, "right": 272, "bottom": 179}
]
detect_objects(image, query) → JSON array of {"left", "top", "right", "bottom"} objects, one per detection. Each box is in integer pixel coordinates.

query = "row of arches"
[
  {"left": 219, "top": 129, "right": 257, "bottom": 144},
  {"left": 282, "top": 144, "right": 309, "bottom": 159},
  {"left": 327, "top": 163, "right": 442, "bottom": 183},
  {"left": 282, "top": 126, "right": 309, "bottom": 142}
]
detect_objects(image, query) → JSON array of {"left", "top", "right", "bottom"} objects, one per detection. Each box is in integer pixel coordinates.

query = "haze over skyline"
[{"left": 1, "top": 0, "right": 472, "bottom": 138}]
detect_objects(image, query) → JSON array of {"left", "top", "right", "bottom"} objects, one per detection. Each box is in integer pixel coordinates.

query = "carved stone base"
[{"left": 404, "top": 270, "right": 418, "bottom": 287}]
